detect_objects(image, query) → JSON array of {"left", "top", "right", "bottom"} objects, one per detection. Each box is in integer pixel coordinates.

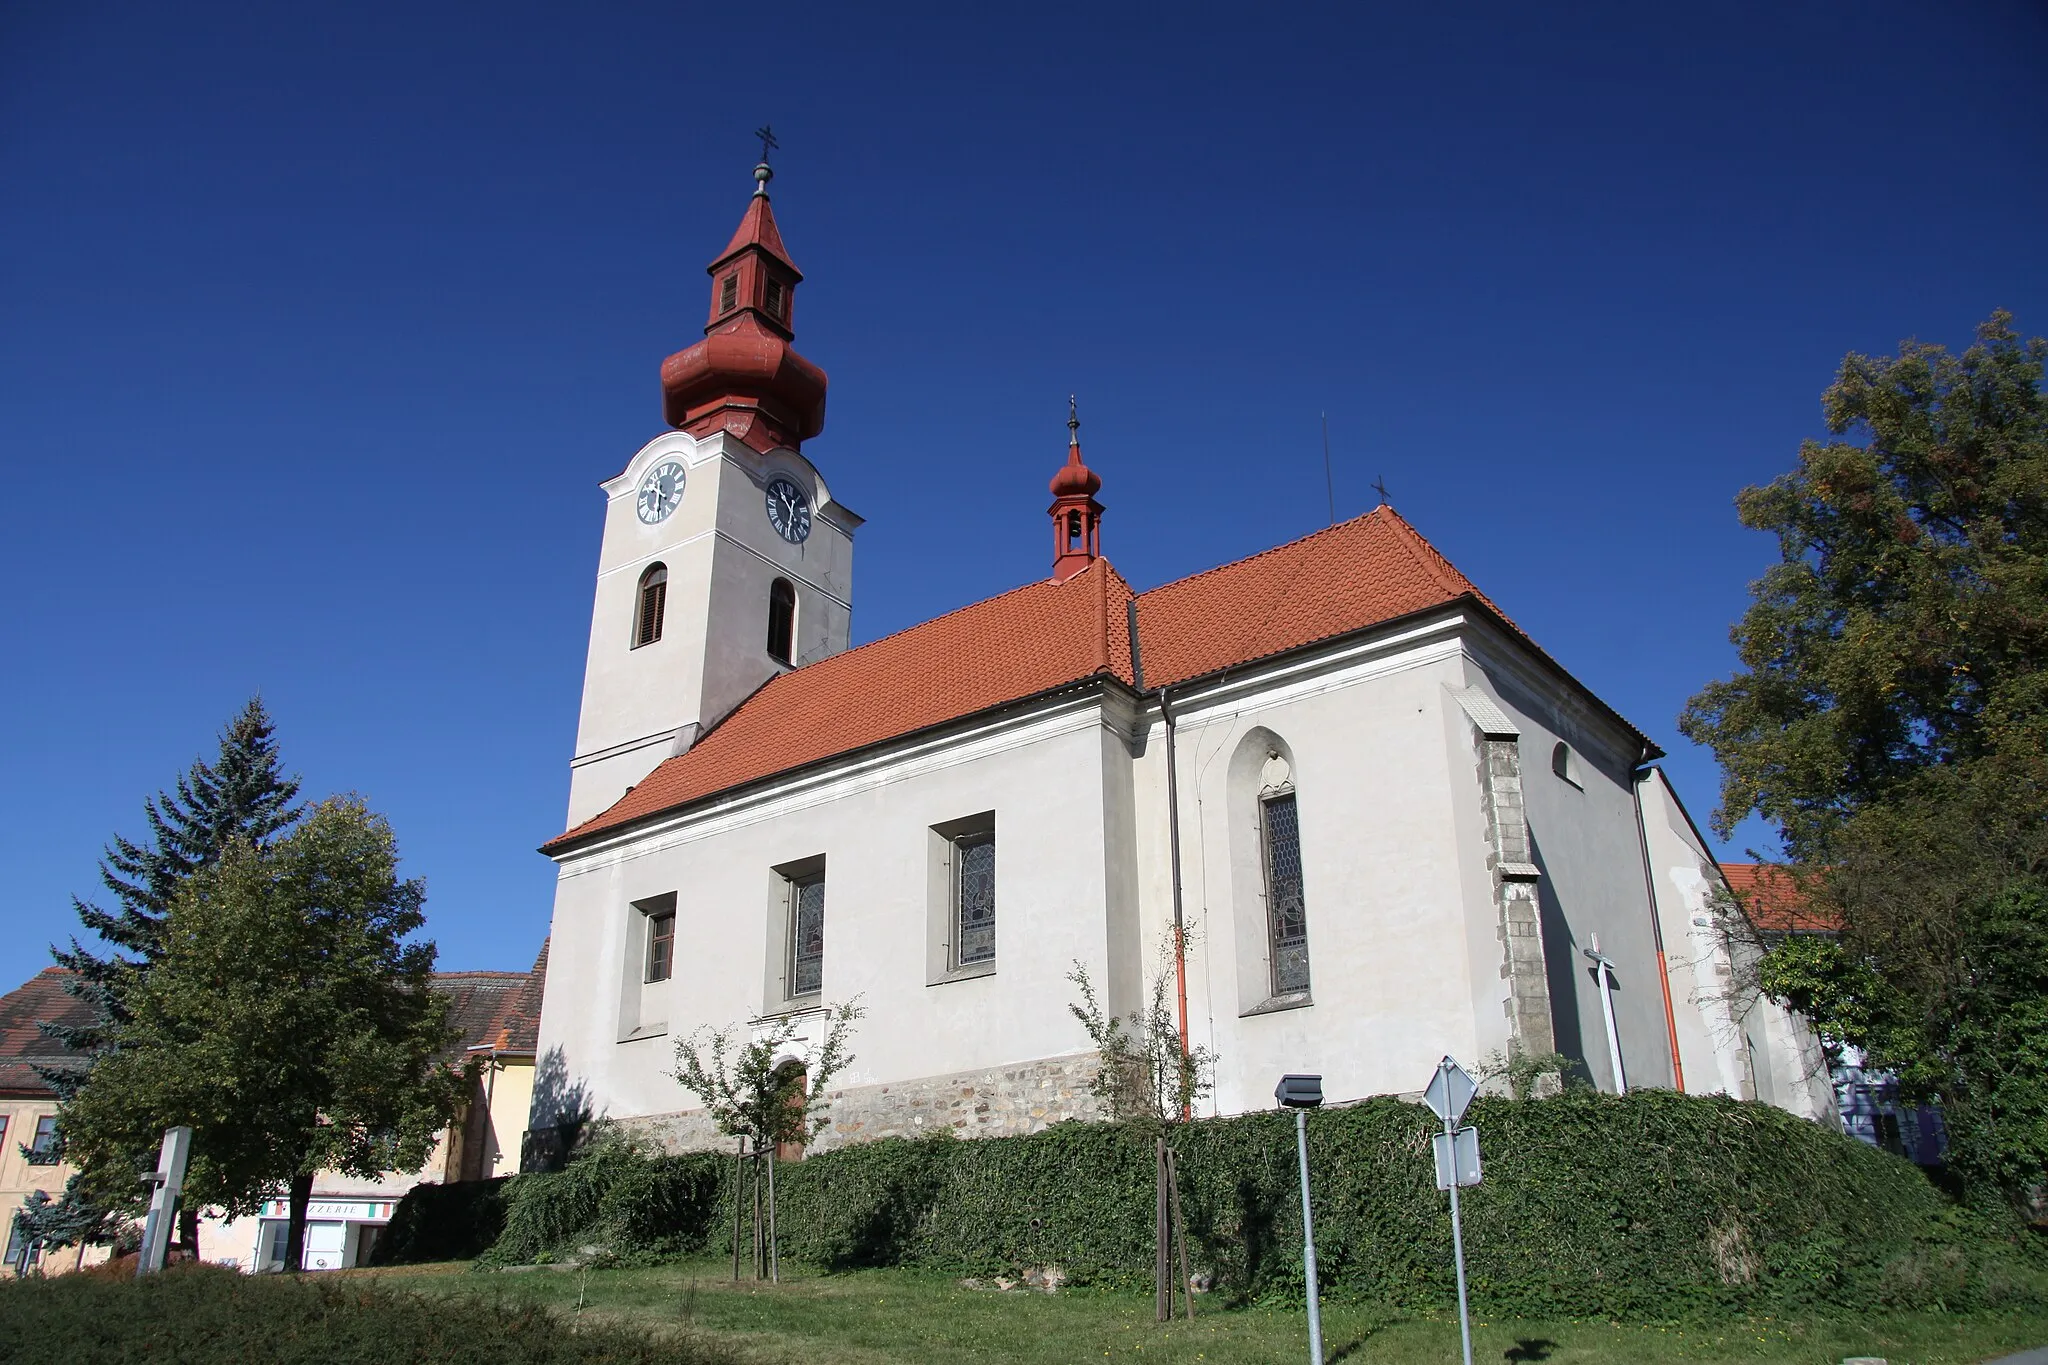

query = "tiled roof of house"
[
  {"left": 1722, "top": 863, "right": 1841, "bottom": 934},
  {"left": 0, "top": 968, "right": 96, "bottom": 1097},
  {"left": 434, "top": 941, "right": 548, "bottom": 1057},
  {"left": 0, "top": 943, "right": 550, "bottom": 1095},
  {"left": 548, "top": 506, "right": 1642, "bottom": 852}
]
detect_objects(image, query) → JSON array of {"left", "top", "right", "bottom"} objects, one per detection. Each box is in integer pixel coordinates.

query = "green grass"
[{"left": 366, "top": 1259, "right": 2048, "bottom": 1365}]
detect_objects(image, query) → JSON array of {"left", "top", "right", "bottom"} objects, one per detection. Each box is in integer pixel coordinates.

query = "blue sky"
[{"left": 3, "top": 2, "right": 2044, "bottom": 988}]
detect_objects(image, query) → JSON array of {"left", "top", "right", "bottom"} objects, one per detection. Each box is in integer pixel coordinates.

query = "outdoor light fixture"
[
  {"left": 1275, "top": 1073, "right": 1325, "bottom": 1362},
  {"left": 1274, "top": 1074, "right": 1324, "bottom": 1109}
]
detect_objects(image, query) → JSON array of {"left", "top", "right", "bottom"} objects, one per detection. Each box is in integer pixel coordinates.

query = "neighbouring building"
[
  {"left": 527, "top": 158, "right": 1836, "bottom": 1158},
  {"left": 1714, "top": 863, "right": 1947, "bottom": 1166},
  {"left": 0, "top": 944, "right": 546, "bottom": 1275},
  {"left": 0, "top": 969, "right": 107, "bottom": 1276}
]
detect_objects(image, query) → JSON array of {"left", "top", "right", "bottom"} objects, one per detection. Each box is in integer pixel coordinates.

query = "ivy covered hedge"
[
  {"left": 369, "top": 1176, "right": 512, "bottom": 1266},
  {"left": 477, "top": 1092, "right": 2045, "bottom": 1319}
]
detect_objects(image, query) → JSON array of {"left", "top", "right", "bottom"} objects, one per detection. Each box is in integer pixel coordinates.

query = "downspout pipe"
[
  {"left": 1631, "top": 755, "right": 1687, "bottom": 1092},
  {"left": 1134, "top": 596, "right": 1193, "bottom": 1121}
]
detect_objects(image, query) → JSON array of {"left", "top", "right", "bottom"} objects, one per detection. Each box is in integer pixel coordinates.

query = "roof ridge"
[
  {"left": 1379, "top": 505, "right": 1469, "bottom": 598},
  {"left": 1136, "top": 506, "right": 1393, "bottom": 602}
]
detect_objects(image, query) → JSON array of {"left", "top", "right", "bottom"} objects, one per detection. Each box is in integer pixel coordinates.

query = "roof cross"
[
  {"left": 1372, "top": 475, "right": 1391, "bottom": 506},
  {"left": 754, "top": 125, "right": 779, "bottom": 164}
]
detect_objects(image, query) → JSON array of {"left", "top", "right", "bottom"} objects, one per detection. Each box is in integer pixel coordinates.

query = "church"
[{"left": 529, "top": 158, "right": 1833, "bottom": 1153}]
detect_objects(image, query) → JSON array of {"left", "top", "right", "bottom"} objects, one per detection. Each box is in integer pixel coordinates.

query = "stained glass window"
[
  {"left": 1262, "top": 792, "right": 1310, "bottom": 995},
  {"left": 790, "top": 876, "right": 826, "bottom": 996},
  {"left": 953, "top": 833, "right": 996, "bottom": 966}
]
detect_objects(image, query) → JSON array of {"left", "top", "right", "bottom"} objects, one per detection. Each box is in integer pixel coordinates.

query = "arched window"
[
  {"left": 634, "top": 564, "right": 667, "bottom": 648},
  {"left": 1552, "top": 741, "right": 1584, "bottom": 789},
  {"left": 766, "top": 578, "right": 795, "bottom": 665}
]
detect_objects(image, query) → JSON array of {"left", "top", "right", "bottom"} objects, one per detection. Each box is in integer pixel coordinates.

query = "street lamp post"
[{"left": 1275, "top": 1074, "right": 1325, "bottom": 1365}]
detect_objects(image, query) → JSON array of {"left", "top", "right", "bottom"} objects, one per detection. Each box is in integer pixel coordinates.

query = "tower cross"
[
  {"left": 754, "top": 125, "right": 779, "bottom": 164},
  {"left": 1372, "top": 475, "right": 1391, "bottom": 506}
]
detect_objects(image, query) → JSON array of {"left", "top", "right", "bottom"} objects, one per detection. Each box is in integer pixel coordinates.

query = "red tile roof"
[
  {"left": 1722, "top": 863, "right": 1841, "bottom": 934},
  {"left": 548, "top": 507, "right": 1639, "bottom": 852},
  {"left": 0, "top": 968, "right": 96, "bottom": 1097}
]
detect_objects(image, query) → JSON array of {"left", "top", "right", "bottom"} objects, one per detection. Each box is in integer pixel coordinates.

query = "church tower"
[{"left": 565, "top": 155, "right": 859, "bottom": 827}]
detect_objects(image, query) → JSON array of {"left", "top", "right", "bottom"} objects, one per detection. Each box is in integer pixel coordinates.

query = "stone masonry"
[
  {"left": 1456, "top": 692, "right": 1557, "bottom": 1060},
  {"left": 621, "top": 1051, "right": 1106, "bottom": 1156}
]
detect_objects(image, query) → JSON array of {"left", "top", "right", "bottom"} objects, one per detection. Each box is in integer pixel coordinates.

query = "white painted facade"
[{"left": 535, "top": 420, "right": 1835, "bottom": 1139}]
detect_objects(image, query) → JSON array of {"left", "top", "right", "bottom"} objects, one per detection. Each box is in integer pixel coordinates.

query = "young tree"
[
  {"left": 1068, "top": 935, "right": 1217, "bottom": 1122},
  {"left": 671, "top": 1001, "right": 863, "bottom": 1155},
  {"left": 41, "top": 698, "right": 303, "bottom": 1252},
  {"left": 671, "top": 1002, "right": 861, "bottom": 1280},
  {"left": 56, "top": 798, "right": 461, "bottom": 1271},
  {"left": 1680, "top": 311, "right": 2048, "bottom": 1199}
]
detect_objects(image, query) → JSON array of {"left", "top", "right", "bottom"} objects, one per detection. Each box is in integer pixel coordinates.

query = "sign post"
[
  {"left": 136, "top": 1125, "right": 193, "bottom": 1277},
  {"left": 1274, "top": 1074, "right": 1325, "bottom": 1365},
  {"left": 1422, "top": 1057, "right": 1481, "bottom": 1365}
]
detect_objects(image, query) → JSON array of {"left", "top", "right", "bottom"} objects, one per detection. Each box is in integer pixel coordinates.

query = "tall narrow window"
[
  {"left": 952, "top": 830, "right": 996, "bottom": 966},
  {"left": 789, "top": 873, "right": 825, "bottom": 996},
  {"left": 766, "top": 578, "right": 795, "bottom": 664},
  {"left": 1261, "top": 792, "right": 1310, "bottom": 995},
  {"left": 720, "top": 273, "right": 739, "bottom": 314},
  {"left": 644, "top": 907, "right": 675, "bottom": 984},
  {"left": 634, "top": 564, "right": 667, "bottom": 648},
  {"left": 764, "top": 276, "right": 786, "bottom": 320}
]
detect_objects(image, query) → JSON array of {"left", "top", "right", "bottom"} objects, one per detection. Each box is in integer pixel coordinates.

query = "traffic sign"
[
  {"left": 1422, "top": 1056, "right": 1476, "bottom": 1124},
  {"left": 1432, "top": 1126, "right": 1482, "bottom": 1190}
]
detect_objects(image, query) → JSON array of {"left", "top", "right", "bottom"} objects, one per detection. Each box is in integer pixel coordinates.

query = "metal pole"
[
  {"left": 1161, "top": 691, "right": 1193, "bottom": 1120},
  {"left": 1445, "top": 1110, "right": 1474, "bottom": 1365},
  {"left": 1294, "top": 1108, "right": 1323, "bottom": 1365}
]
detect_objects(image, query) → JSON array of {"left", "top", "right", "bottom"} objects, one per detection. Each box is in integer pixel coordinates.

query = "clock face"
[
  {"left": 636, "top": 460, "right": 687, "bottom": 524},
  {"left": 764, "top": 476, "right": 812, "bottom": 544}
]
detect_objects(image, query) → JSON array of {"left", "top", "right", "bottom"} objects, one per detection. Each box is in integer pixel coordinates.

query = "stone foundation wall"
[{"left": 618, "top": 1051, "right": 1106, "bottom": 1156}]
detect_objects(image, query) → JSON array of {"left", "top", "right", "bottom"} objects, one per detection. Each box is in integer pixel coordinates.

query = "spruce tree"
[{"left": 45, "top": 698, "right": 303, "bottom": 1067}]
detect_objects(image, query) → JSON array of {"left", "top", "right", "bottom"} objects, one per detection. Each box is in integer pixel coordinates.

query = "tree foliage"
[
  {"left": 1680, "top": 311, "right": 2048, "bottom": 1200},
  {"left": 1067, "top": 934, "right": 1216, "bottom": 1122},
  {"left": 46, "top": 698, "right": 303, "bottom": 1071},
  {"left": 670, "top": 1001, "right": 864, "bottom": 1153},
  {"left": 55, "top": 798, "right": 461, "bottom": 1265}
]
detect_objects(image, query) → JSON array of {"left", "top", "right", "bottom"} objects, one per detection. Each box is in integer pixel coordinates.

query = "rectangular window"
[
  {"left": 788, "top": 874, "right": 825, "bottom": 996},
  {"left": 25, "top": 1115, "right": 60, "bottom": 1164},
  {"left": 645, "top": 909, "right": 675, "bottom": 984},
  {"left": 720, "top": 273, "right": 739, "bottom": 313},
  {"left": 0, "top": 1115, "right": 8, "bottom": 1152},
  {"left": 764, "top": 277, "right": 785, "bottom": 319},
  {"left": 1261, "top": 792, "right": 1310, "bottom": 995},
  {"left": 952, "top": 831, "right": 996, "bottom": 967}
]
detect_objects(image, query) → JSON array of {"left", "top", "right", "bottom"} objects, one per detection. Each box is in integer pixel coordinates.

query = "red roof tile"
[
  {"left": 547, "top": 507, "right": 1631, "bottom": 852},
  {"left": 0, "top": 968, "right": 95, "bottom": 1097},
  {"left": 1722, "top": 863, "right": 1841, "bottom": 934},
  {"left": 1135, "top": 507, "right": 1517, "bottom": 688}
]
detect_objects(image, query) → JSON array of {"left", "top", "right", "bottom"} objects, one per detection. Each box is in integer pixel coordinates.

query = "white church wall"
[
  {"left": 1465, "top": 630, "right": 1679, "bottom": 1093},
  {"left": 1147, "top": 617, "right": 1495, "bottom": 1116},
  {"left": 1635, "top": 770, "right": 1836, "bottom": 1120},
  {"left": 537, "top": 693, "right": 1126, "bottom": 1143}
]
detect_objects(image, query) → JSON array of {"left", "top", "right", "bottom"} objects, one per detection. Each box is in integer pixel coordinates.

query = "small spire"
[
  {"left": 752, "top": 125, "right": 779, "bottom": 197},
  {"left": 1068, "top": 394, "right": 1080, "bottom": 449}
]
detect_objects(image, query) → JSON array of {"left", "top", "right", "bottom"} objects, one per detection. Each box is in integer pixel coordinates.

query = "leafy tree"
[
  {"left": 56, "top": 798, "right": 461, "bottom": 1271},
  {"left": 671, "top": 1001, "right": 861, "bottom": 1280},
  {"left": 1680, "top": 311, "right": 2048, "bottom": 1201},
  {"left": 1067, "top": 933, "right": 1216, "bottom": 1122},
  {"left": 41, "top": 697, "right": 302, "bottom": 1253},
  {"left": 671, "top": 1001, "right": 863, "bottom": 1156}
]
